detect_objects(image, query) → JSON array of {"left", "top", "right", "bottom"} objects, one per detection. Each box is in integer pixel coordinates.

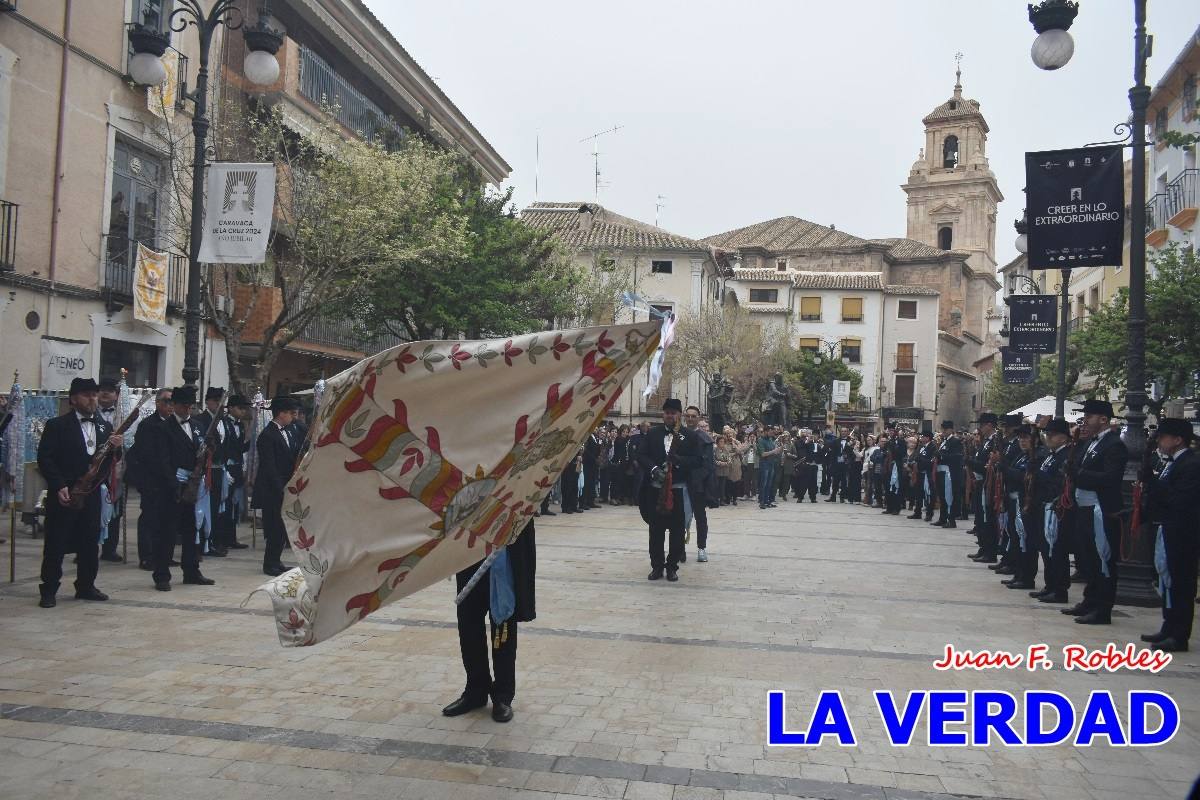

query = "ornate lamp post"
[
  {"left": 1027, "top": 0, "right": 1156, "bottom": 606},
  {"left": 128, "top": 1, "right": 283, "bottom": 387}
]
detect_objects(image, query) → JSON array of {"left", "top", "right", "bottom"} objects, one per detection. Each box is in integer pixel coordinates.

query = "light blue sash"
[
  {"left": 889, "top": 463, "right": 900, "bottom": 490},
  {"left": 1075, "top": 488, "right": 1110, "bottom": 577},
  {"left": 937, "top": 465, "right": 951, "bottom": 506},
  {"left": 1008, "top": 491, "right": 1026, "bottom": 552},
  {"left": 1043, "top": 502, "right": 1058, "bottom": 551},
  {"left": 1154, "top": 525, "right": 1171, "bottom": 607}
]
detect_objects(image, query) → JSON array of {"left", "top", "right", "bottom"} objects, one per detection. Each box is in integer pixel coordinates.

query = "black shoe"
[
  {"left": 1030, "top": 587, "right": 1053, "bottom": 598},
  {"left": 182, "top": 573, "right": 215, "bottom": 586},
  {"left": 1038, "top": 593, "right": 1068, "bottom": 603},
  {"left": 38, "top": 595, "right": 56, "bottom": 609},
  {"left": 924, "top": 515, "right": 933, "bottom": 522},
  {"left": 100, "top": 553, "right": 123, "bottom": 563},
  {"left": 1140, "top": 631, "right": 1168, "bottom": 643},
  {"left": 228, "top": 541, "right": 249, "bottom": 549},
  {"left": 154, "top": 582, "right": 171, "bottom": 592},
  {"left": 933, "top": 520, "right": 947, "bottom": 526},
  {"left": 647, "top": 568, "right": 663, "bottom": 581},
  {"left": 1006, "top": 581, "right": 1035, "bottom": 590},
  {"left": 826, "top": 498, "right": 837, "bottom": 503},
  {"left": 666, "top": 569, "right": 678, "bottom": 582},
  {"left": 973, "top": 554, "right": 998, "bottom": 563},
  {"left": 207, "top": 548, "right": 227, "bottom": 558},
  {"left": 679, "top": 550, "right": 687, "bottom": 563},
  {"left": 74, "top": 588, "right": 109, "bottom": 601},
  {"left": 541, "top": 510, "right": 557, "bottom": 516},
  {"left": 442, "top": 694, "right": 488, "bottom": 717},
  {"left": 944, "top": 520, "right": 957, "bottom": 528},
  {"left": 1069, "top": 570, "right": 1084, "bottom": 583},
  {"left": 907, "top": 513, "right": 922, "bottom": 519},
  {"left": 994, "top": 565, "right": 1015, "bottom": 575},
  {"left": 967, "top": 550, "right": 983, "bottom": 560},
  {"left": 491, "top": 701, "right": 513, "bottom": 723},
  {"left": 1074, "top": 611, "right": 1112, "bottom": 625},
  {"left": 138, "top": 561, "right": 153, "bottom": 571},
  {"left": 1155, "top": 637, "right": 1188, "bottom": 652},
  {"left": 768, "top": 503, "right": 777, "bottom": 508},
  {"left": 1061, "top": 603, "right": 1090, "bottom": 616},
  {"left": 263, "top": 565, "right": 287, "bottom": 577}
]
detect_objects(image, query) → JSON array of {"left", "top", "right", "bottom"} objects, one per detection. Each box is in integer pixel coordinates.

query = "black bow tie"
[{"left": 79, "top": 416, "right": 95, "bottom": 423}]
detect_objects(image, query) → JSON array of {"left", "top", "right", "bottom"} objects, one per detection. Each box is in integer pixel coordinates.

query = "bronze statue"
[{"left": 763, "top": 372, "right": 789, "bottom": 427}]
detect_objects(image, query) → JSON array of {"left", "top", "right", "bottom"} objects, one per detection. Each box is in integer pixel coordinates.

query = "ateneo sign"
[{"left": 1025, "top": 145, "right": 1125, "bottom": 270}]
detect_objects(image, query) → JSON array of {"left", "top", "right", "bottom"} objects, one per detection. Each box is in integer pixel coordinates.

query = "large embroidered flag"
[
  {"left": 253, "top": 321, "right": 662, "bottom": 647},
  {"left": 133, "top": 243, "right": 168, "bottom": 325}
]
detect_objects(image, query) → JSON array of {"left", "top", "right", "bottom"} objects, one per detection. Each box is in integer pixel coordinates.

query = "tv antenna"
[
  {"left": 579, "top": 125, "right": 623, "bottom": 200},
  {"left": 655, "top": 195, "right": 667, "bottom": 227}
]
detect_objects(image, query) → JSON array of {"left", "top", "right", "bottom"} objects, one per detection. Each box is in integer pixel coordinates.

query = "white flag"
[{"left": 198, "top": 162, "right": 275, "bottom": 264}]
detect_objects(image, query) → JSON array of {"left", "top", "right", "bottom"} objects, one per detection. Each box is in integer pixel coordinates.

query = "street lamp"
[
  {"left": 1028, "top": 1, "right": 1079, "bottom": 71},
  {"left": 811, "top": 339, "right": 850, "bottom": 418},
  {"left": 127, "top": 1, "right": 283, "bottom": 387},
  {"left": 1014, "top": 209, "right": 1028, "bottom": 255}
]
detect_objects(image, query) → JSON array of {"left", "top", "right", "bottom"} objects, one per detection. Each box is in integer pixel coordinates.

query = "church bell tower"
[{"left": 901, "top": 60, "right": 1003, "bottom": 276}]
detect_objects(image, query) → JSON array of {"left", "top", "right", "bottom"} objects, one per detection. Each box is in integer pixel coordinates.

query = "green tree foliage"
[
  {"left": 1072, "top": 244, "right": 1200, "bottom": 418},
  {"left": 779, "top": 347, "right": 863, "bottom": 427}
]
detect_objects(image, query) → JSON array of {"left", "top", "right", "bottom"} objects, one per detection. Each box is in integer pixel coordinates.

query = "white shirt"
[
  {"left": 75, "top": 410, "right": 97, "bottom": 456},
  {"left": 1085, "top": 428, "right": 1113, "bottom": 459},
  {"left": 274, "top": 420, "right": 291, "bottom": 449}
]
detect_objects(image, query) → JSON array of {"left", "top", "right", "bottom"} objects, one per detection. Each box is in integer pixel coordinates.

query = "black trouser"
[
  {"left": 262, "top": 501, "right": 286, "bottom": 570},
  {"left": 455, "top": 564, "right": 517, "bottom": 704},
  {"left": 582, "top": 463, "right": 598, "bottom": 508},
  {"left": 1159, "top": 526, "right": 1198, "bottom": 642},
  {"left": 847, "top": 469, "right": 862, "bottom": 503},
  {"left": 820, "top": 466, "right": 831, "bottom": 494},
  {"left": 973, "top": 482, "right": 998, "bottom": 555},
  {"left": 205, "top": 467, "right": 226, "bottom": 550},
  {"left": 598, "top": 466, "right": 610, "bottom": 503},
  {"left": 100, "top": 492, "right": 124, "bottom": 557},
  {"left": 1043, "top": 505, "right": 1072, "bottom": 595},
  {"left": 870, "top": 472, "right": 884, "bottom": 506},
  {"left": 829, "top": 467, "right": 846, "bottom": 500},
  {"left": 40, "top": 504, "right": 100, "bottom": 597},
  {"left": 153, "top": 495, "right": 199, "bottom": 584},
  {"left": 689, "top": 488, "right": 708, "bottom": 550},
  {"left": 137, "top": 488, "right": 167, "bottom": 565},
  {"left": 648, "top": 487, "right": 686, "bottom": 570},
  {"left": 560, "top": 469, "right": 578, "bottom": 512},
  {"left": 1078, "top": 506, "right": 1120, "bottom": 615},
  {"left": 885, "top": 477, "right": 905, "bottom": 513},
  {"left": 796, "top": 466, "right": 817, "bottom": 501},
  {"left": 1021, "top": 502, "right": 1043, "bottom": 585}
]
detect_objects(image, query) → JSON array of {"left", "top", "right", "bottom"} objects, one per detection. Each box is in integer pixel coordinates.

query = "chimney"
[{"left": 578, "top": 204, "right": 595, "bottom": 234}]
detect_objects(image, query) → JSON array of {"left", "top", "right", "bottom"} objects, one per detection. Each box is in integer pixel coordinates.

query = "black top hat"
[
  {"left": 97, "top": 377, "right": 119, "bottom": 392},
  {"left": 1081, "top": 399, "right": 1116, "bottom": 418},
  {"left": 270, "top": 395, "right": 300, "bottom": 413},
  {"left": 68, "top": 377, "right": 99, "bottom": 396},
  {"left": 1016, "top": 424, "right": 1039, "bottom": 437},
  {"left": 1157, "top": 418, "right": 1194, "bottom": 442},
  {"left": 171, "top": 386, "right": 198, "bottom": 405},
  {"left": 204, "top": 386, "right": 225, "bottom": 401},
  {"left": 1001, "top": 413, "right": 1023, "bottom": 426},
  {"left": 662, "top": 398, "right": 683, "bottom": 412},
  {"left": 940, "top": 420, "right": 955, "bottom": 429},
  {"left": 975, "top": 412, "right": 999, "bottom": 425},
  {"left": 1044, "top": 418, "right": 1071, "bottom": 436},
  {"left": 227, "top": 394, "right": 251, "bottom": 408}
]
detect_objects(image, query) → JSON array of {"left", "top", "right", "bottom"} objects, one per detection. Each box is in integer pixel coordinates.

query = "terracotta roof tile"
[{"left": 520, "top": 203, "right": 708, "bottom": 251}]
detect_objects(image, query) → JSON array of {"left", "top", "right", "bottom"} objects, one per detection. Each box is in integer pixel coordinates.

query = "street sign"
[
  {"left": 1025, "top": 145, "right": 1124, "bottom": 270},
  {"left": 1007, "top": 295, "right": 1057, "bottom": 353}
]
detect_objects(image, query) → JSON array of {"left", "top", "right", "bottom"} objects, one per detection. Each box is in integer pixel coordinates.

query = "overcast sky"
[{"left": 363, "top": 1, "right": 1198, "bottom": 266}]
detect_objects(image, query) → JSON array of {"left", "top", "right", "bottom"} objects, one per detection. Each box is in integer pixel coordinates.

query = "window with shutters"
[
  {"left": 800, "top": 296, "right": 821, "bottom": 321},
  {"left": 897, "top": 300, "right": 918, "bottom": 320},
  {"left": 749, "top": 288, "right": 778, "bottom": 303},
  {"left": 840, "top": 339, "right": 862, "bottom": 364},
  {"left": 797, "top": 337, "right": 819, "bottom": 355},
  {"left": 896, "top": 342, "right": 915, "bottom": 371},
  {"left": 841, "top": 297, "right": 863, "bottom": 322}
]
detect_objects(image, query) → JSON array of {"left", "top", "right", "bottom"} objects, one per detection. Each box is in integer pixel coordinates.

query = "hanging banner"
[
  {"left": 40, "top": 337, "right": 90, "bottom": 391},
  {"left": 1007, "top": 294, "right": 1057, "bottom": 353},
  {"left": 1002, "top": 348, "right": 1039, "bottom": 385},
  {"left": 147, "top": 48, "right": 179, "bottom": 121},
  {"left": 832, "top": 380, "right": 851, "bottom": 405},
  {"left": 134, "top": 243, "right": 169, "bottom": 325},
  {"left": 1025, "top": 145, "right": 1124, "bottom": 269},
  {"left": 198, "top": 162, "right": 275, "bottom": 264}
]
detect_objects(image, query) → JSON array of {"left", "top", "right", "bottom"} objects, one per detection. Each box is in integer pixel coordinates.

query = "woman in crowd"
[
  {"left": 861, "top": 435, "right": 878, "bottom": 506},
  {"left": 847, "top": 433, "right": 865, "bottom": 503},
  {"left": 741, "top": 428, "right": 758, "bottom": 501},
  {"left": 608, "top": 425, "right": 632, "bottom": 505}
]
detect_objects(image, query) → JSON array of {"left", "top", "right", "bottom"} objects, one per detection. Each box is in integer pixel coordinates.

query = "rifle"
[
  {"left": 181, "top": 393, "right": 228, "bottom": 504},
  {"left": 930, "top": 453, "right": 940, "bottom": 510},
  {"left": 68, "top": 394, "right": 153, "bottom": 510},
  {"left": 1053, "top": 426, "right": 1083, "bottom": 519}
]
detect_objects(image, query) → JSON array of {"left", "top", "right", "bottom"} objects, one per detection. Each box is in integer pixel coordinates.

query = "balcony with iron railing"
[
  {"left": 102, "top": 238, "right": 188, "bottom": 310},
  {"left": 296, "top": 314, "right": 404, "bottom": 356},
  {"left": 894, "top": 353, "right": 918, "bottom": 372},
  {"left": 1164, "top": 167, "right": 1198, "bottom": 225},
  {"left": 0, "top": 199, "right": 17, "bottom": 270},
  {"left": 296, "top": 44, "right": 406, "bottom": 149},
  {"left": 1146, "top": 192, "right": 1171, "bottom": 234}
]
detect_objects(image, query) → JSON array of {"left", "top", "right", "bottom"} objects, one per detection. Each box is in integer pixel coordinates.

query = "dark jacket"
[
  {"left": 967, "top": 432, "right": 1002, "bottom": 478},
  {"left": 636, "top": 424, "right": 702, "bottom": 522},
  {"left": 458, "top": 519, "right": 537, "bottom": 623},
  {"left": 1070, "top": 430, "right": 1129, "bottom": 514},
  {"left": 688, "top": 427, "right": 715, "bottom": 499},
  {"left": 252, "top": 422, "right": 295, "bottom": 510},
  {"left": 131, "top": 413, "right": 175, "bottom": 495},
  {"left": 937, "top": 435, "right": 965, "bottom": 471},
  {"left": 1034, "top": 444, "right": 1073, "bottom": 506},
  {"left": 1004, "top": 446, "right": 1048, "bottom": 494},
  {"left": 1145, "top": 447, "right": 1200, "bottom": 537},
  {"left": 37, "top": 411, "right": 114, "bottom": 549}
]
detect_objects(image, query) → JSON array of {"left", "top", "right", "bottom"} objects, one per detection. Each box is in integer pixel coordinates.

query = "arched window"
[
  {"left": 942, "top": 135, "right": 959, "bottom": 168},
  {"left": 938, "top": 226, "right": 953, "bottom": 250}
]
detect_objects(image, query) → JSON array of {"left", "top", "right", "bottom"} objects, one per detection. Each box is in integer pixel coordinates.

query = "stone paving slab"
[{"left": 1, "top": 499, "right": 1198, "bottom": 799}]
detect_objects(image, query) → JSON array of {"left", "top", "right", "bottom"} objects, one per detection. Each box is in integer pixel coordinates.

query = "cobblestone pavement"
[{"left": 1, "top": 498, "right": 1197, "bottom": 800}]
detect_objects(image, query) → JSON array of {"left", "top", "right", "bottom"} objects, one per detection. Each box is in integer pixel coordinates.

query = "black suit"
[
  {"left": 253, "top": 422, "right": 295, "bottom": 570},
  {"left": 131, "top": 413, "right": 172, "bottom": 567},
  {"left": 581, "top": 433, "right": 601, "bottom": 509},
  {"left": 194, "top": 410, "right": 225, "bottom": 553},
  {"left": 636, "top": 425, "right": 702, "bottom": 571},
  {"left": 455, "top": 520, "right": 536, "bottom": 705},
  {"left": 36, "top": 411, "right": 114, "bottom": 598},
  {"left": 1033, "top": 444, "right": 1074, "bottom": 597},
  {"left": 154, "top": 416, "right": 202, "bottom": 584},
  {"left": 1146, "top": 447, "right": 1200, "bottom": 643},
  {"left": 1070, "top": 430, "right": 1129, "bottom": 616},
  {"left": 935, "top": 435, "right": 965, "bottom": 524},
  {"left": 792, "top": 440, "right": 820, "bottom": 502}
]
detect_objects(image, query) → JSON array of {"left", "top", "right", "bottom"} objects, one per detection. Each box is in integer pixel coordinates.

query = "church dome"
[{"left": 909, "top": 149, "right": 927, "bottom": 175}]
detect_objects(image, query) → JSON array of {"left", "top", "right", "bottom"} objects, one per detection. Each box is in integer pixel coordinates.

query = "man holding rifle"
[{"left": 35, "top": 378, "right": 123, "bottom": 608}]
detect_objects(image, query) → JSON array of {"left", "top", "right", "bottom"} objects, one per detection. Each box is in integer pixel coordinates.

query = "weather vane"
[{"left": 955, "top": 51, "right": 964, "bottom": 86}]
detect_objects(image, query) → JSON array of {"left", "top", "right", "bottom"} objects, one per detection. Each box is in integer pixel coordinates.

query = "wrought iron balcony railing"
[
  {"left": 298, "top": 315, "right": 404, "bottom": 354},
  {"left": 0, "top": 199, "right": 17, "bottom": 270},
  {"left": 894, "top": 353, "right": 918, "bottom": 372},
  {"left": 1145, "top": 192, "right": 1170, "bottom": 232},
  {"left": 1165, "top": 168, "right": 1198, "bottom": 222},
  {"left": 102, "top": 239, "right": 188, "bottom": 310},
  {"left": 298, "top": 45, "right": 406, "bottom": 148}
]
